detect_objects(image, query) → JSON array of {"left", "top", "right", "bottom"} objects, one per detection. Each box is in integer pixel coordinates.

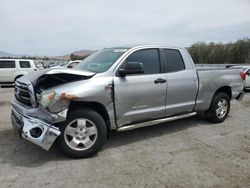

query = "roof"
[
  {"left": 0, "top": 58, "right": 34, "bottom": 61},
  {"left": 106, "top": 45, "right": 185, "bottom": 50}
]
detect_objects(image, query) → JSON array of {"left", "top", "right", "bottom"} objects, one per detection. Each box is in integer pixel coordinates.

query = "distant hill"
[
  {"left": 0, "top": 50, "right": 16, "bottom": 57},
  {"left": 0, "top": 49, "right": 94, "bottom": 60},
  {"left": 51, "top": 49, "right": 94, "bottom": 60}
]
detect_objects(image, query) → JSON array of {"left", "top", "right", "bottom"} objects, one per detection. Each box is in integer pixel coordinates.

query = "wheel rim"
[
  {"left": 64, "top": 118, "right": 98, "bottom": 151},
  {"left": 216, "top": 98, "right": 228, "bottom": 119}
]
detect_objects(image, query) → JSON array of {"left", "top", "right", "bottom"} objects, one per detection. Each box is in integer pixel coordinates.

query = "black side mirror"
[
  {"left": 67, "top": 65, "right": 73, "bottom": 68},
  {"left": 119, "top": 62, "right": 144, "bottom": 77}
]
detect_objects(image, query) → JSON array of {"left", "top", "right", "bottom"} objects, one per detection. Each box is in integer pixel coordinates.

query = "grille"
[{"left": 15, "top": 81, "right": 32, "bottom": 106}]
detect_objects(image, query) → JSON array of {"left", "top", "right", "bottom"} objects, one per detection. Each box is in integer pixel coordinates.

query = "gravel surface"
[{"left": 0, "top": 88, "right": 249, "bottom": 188}]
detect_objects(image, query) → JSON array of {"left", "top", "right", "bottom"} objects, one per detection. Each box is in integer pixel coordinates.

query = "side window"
[
  {"left": 164, "top": 49, "right": 185, "bottom": 73},
  {"left": 125, "top": 49, "right": 160, "bottom": 74},
  {"left": 19, "top": 61, "right": 31, "bottom": 68},
  {"left": 0, "top": 60, "right": 15, "bottom": 68}
]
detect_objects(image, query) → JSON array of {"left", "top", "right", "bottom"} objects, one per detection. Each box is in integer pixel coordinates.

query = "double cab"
[{"left": 11, "top": 45, "right": 245, "bottom": 158}]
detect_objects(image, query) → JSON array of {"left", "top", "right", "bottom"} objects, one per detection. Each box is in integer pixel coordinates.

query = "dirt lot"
[{"left": 0, "top": 88, "right": 249, "bottom": 188}]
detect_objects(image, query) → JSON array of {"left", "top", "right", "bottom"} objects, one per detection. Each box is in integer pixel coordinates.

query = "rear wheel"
[
  {"left": 205, "top": 92, "right": 230, "bottom": 123},
  {"left": 57, "top": 108, "right": 107, "bottom": 158}
]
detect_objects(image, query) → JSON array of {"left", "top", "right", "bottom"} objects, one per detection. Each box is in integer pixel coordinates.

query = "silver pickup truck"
[{"left": 11, "top": 45, "right": 246, "bottom": 158}]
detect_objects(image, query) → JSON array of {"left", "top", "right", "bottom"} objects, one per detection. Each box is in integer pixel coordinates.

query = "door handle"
[{"left": 154, "top": 78, "right": 166, "bottom": 84}]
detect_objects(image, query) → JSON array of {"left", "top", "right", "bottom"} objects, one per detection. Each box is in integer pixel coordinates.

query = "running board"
[{"left": 117, "top": 112, "right": 197, "bottom": 132}]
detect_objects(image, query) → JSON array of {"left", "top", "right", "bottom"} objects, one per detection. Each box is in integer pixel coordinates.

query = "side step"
[{"left": 117, "top": 112, "right": 197, "bottom": 132}]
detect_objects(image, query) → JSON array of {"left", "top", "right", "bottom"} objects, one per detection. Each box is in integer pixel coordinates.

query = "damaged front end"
[
  {"left": 11, "top": 107, "right": 61, "bottom": 150},
  {"left": 11, "top": 68, "right": 95, "bottom": 150}
]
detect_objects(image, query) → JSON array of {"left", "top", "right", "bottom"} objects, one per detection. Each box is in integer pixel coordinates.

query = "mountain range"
[
  {"left": 0, "top": 50, "right": 94, "bottom": 60},
  {"left": 0, "top": 50, "right": 17, "bottom": 57},
  {"left": 51, "top": 50, "right": 94, "bottom": 60}
]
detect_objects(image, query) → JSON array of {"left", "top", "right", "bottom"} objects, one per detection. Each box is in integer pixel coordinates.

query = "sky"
[{"left": 0, "top": 0, "right": 250, "bottom": 56}]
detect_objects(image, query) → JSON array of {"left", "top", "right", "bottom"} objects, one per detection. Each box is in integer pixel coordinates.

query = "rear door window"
[
  {"left": 0, "top": 60, "right": 16, "bottom": 68},
  {"left": 19, "top": 61, "right": 31, "bottom": 68},
  {"left": 163, "top": 49, "right": 185, "bottom": 73}
]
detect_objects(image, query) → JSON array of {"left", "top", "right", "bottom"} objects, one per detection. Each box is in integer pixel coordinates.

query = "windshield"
[{"left": 76, "top": 48, "right": 127, "bottom": 73}]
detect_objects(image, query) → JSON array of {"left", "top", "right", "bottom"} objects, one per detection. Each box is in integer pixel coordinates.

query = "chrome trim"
[
  {"left": 15, "top": 86, "right": 28, "bottom": 93},
  {"left": 64, "top": 118, "right": 98, "bottom": 151},
  {"left": 117, "top": 112, "right": 197, "bottom": 131},
  {"left": 27, "top": 84, "right": 38, "bottom": 108},
  {"left": 12, "top": 108, "right": 61, "bottom": 151}
]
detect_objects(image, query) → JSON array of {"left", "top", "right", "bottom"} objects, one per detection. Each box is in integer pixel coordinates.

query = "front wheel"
[
  {"left": 57, "top": 108, "right": 107, "bottom": 158},
  {"left": 205, "top": 92, "right": 230, "bottom": 123}
]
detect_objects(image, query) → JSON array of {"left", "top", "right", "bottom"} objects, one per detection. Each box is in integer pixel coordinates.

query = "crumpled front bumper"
[{"left": 11, "top": 106, "right": 61, "bottom": 151}]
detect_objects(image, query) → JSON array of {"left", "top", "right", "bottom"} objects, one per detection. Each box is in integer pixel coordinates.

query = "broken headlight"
[
  {"left": 37, "top": 91, "right": 77, "bottom": 113},
  {"left": 38, "top": 91, "right": 56, "bottom": 108}
]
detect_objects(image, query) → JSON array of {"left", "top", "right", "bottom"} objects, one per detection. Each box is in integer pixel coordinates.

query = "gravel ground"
[{"left": 0, "top": 88, "right": 249, "bottom": 188}]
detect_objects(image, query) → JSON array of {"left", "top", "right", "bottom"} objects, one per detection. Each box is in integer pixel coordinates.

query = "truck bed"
[
  {"left": 194, "top": 67, "right": 244, "bottom": 111},
  {"left": 195, "top": 64, "right": 245, "bottom": 70}
]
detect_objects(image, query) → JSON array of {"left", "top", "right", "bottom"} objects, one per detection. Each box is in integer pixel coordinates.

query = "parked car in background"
[
  {"left": 243, "top": 67, "right": 250, "bottom": 89},
  {"left": 65, "top": 60, "right": 81, "bottom": 68},
  {"left": 51, "top": 60, "right": 81, "bottom": 69},
  {"left": 34, "top": 61, "right": 46, "bottom": 69},
  {"left": 11, "top": 45, "right": 245, "bottom": 158},
  {"left": 230, "top": 66, "right": 250, "bottom": 89},
  {"left": 0, "top": 59, "right": 38, "bottom": 85}
]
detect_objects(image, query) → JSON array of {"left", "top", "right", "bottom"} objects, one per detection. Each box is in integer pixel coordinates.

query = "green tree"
[
  {"left": 70, "top": 53, "right": 89, "bottom": 61},
  {"left": 187, "top": 38, "right": 250, "bottom": 64}
]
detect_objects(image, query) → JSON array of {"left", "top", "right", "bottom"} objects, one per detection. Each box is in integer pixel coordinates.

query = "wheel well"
[
  {"left": 68, "top": 101, "right": 111, "bottom": 138},
  {"left": 215, "top": 86, "right": 232, "bottom": 99}
]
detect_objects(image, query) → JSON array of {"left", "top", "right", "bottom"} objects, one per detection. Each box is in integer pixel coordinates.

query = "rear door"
[
  {"left": 0, "top": 60, "right": 16, "bottom": 83},
  {"left": 114, "top": 48, "right": 167, "bottom": 126},
  {"left": 162, "top": 49, "right": 198, "bottom": 116}
]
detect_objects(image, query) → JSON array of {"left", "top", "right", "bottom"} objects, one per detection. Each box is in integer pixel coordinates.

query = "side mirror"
[
  {"left": 67, "top": 65, "right": 73, "bottom": 68},
  {"left": 119, "top": 62, "right": 144, "bottom": 77}
]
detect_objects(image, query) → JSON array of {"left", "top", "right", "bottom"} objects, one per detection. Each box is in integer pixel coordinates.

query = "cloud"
[{"left": 0, "top": 0, "right": 250, "bottom": 55}]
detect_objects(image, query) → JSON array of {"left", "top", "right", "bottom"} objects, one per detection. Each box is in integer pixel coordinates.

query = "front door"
[{"left": 114, "top": 49, "right": 167, "bottom": 127}]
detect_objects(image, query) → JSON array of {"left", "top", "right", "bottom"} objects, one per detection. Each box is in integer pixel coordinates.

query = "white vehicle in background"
[
  {"left": 65, "top": 60, "right": 81, "bottom": 68},
  {"left": 231, "top": 66, "right": 250, "bottom": 89},
  {"left": 244, "top": 67, "right": 250, "bottom": 89},
  {"left": 0, "top": 59, "right": 38, "bottom": 85}
]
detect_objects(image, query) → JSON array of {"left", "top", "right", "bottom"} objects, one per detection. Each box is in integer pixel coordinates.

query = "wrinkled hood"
[{"left": 19, "top": 68, "right": 96, "bottom": 90}]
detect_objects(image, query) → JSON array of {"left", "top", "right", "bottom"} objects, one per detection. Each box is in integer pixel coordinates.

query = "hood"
[{"left": 19, "top": 68, "right": 96, "bottom": 90}]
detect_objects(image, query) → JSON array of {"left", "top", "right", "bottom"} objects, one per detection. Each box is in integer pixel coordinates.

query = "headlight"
[{"left": 39, "top": 91, "right": 56, "bottom": 108}]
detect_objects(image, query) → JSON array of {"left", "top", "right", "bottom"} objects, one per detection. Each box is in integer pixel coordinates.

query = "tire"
[
  {"left": 57, "top": 108, "right": 107, "bottom": 158},
  {"left": 205, "top": 92, "right": 230, "bottom": 123}
]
